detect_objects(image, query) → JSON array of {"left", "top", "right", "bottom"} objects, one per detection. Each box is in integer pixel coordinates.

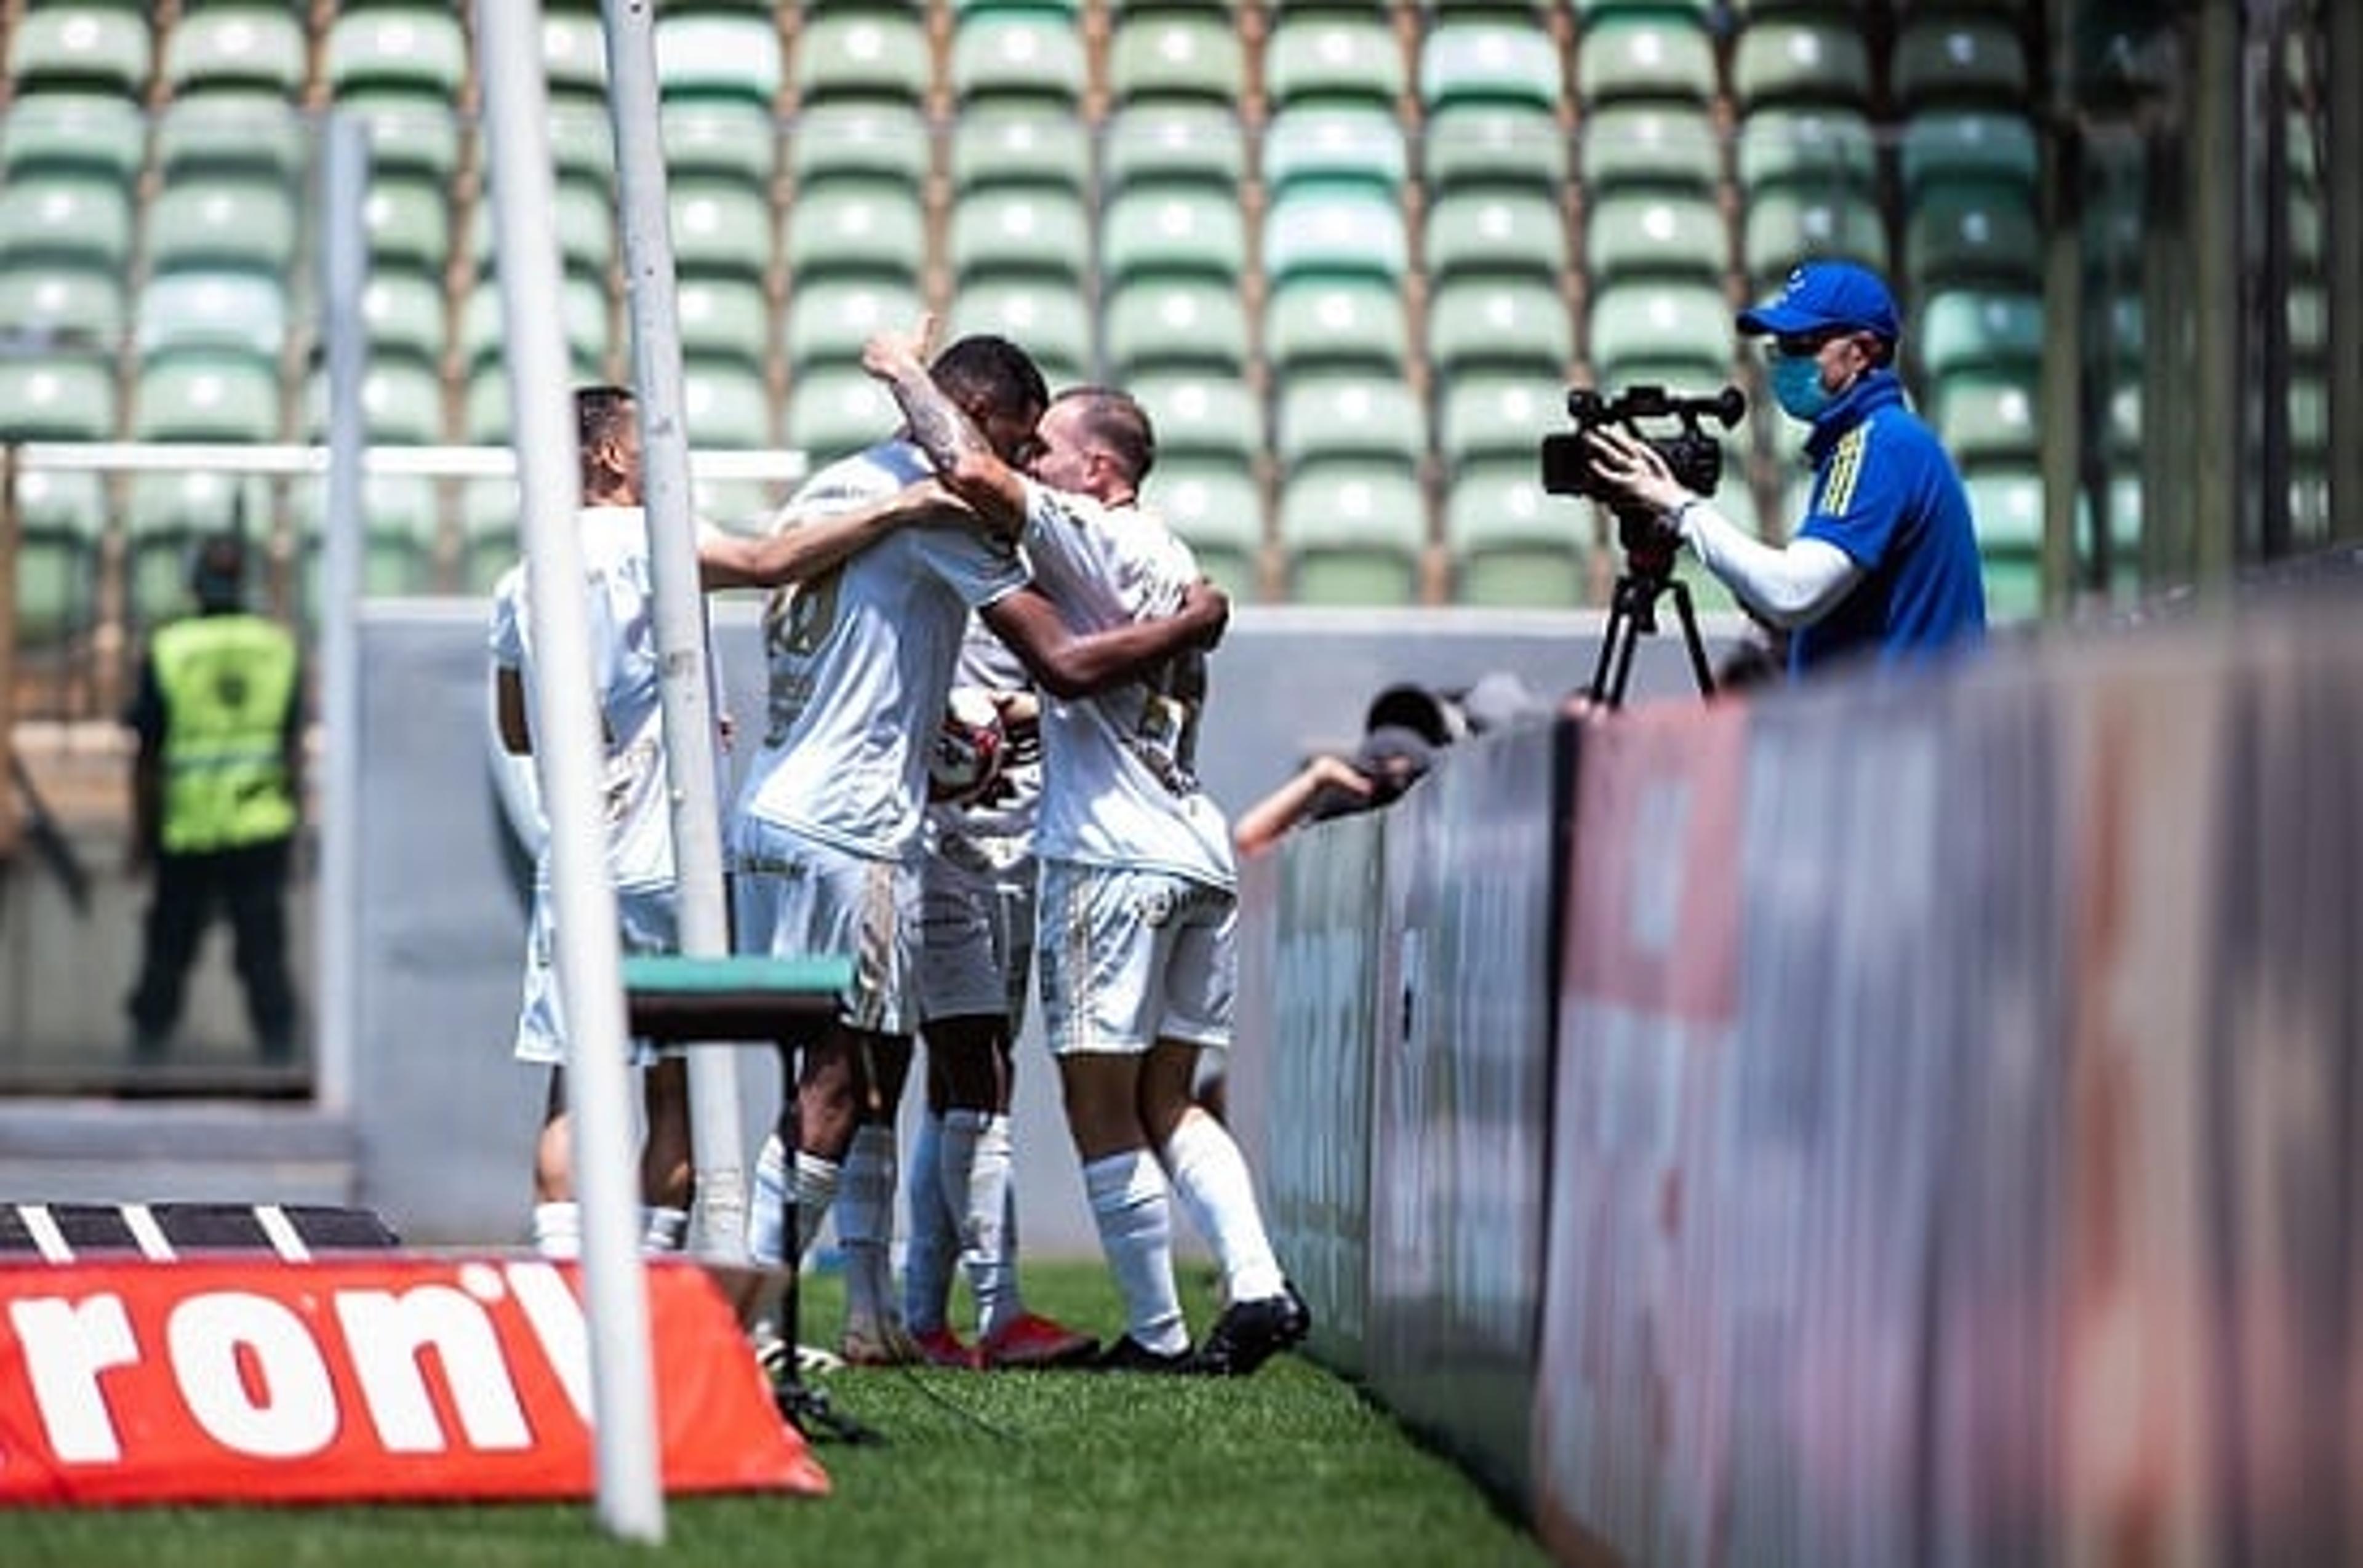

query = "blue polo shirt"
[{"left": 1790, "top": 369, "right": 1987, "bottom": 675}]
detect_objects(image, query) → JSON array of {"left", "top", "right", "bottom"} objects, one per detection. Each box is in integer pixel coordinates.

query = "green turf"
[{"left": 3, "top": 1262, "right": 1550, "bottom": 1567}]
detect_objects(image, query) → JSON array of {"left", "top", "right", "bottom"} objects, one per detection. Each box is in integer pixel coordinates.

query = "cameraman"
[
  {"left": 1586, "top": 260, "right": 1986, "bottom": 677},
  {"left": 1233, "top": 723, "right": 1435, "bottom": 858}
]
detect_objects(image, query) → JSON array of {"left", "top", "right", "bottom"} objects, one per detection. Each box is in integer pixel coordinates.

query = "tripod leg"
[
  {"left": 1668, "top": 580, "right": 1717, "bottom": 699},
  {"left": 1586, "top": 599, "right": 1625, "bottom": 706}
]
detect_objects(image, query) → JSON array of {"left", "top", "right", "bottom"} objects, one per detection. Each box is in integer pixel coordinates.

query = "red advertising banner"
[{"left": 0, "top": 1256, "right": 827, "bottom": 1507}]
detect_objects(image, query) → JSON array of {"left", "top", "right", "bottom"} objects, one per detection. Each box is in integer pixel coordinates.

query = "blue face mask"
[{"left": 1769, "top": 354, "right": 1834, "bottom": 422}]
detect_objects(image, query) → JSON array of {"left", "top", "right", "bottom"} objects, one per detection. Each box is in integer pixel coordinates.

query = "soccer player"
[{"left": 863, "top": 323, "right": 1311, "bottom": 1375}]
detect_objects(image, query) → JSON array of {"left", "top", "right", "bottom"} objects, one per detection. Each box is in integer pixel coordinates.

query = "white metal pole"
[
  {"left": 314, "top": 113, "right": 368, "bottom": 1118},
  {"left": 600, "top": 0, "right": 748, "bottom": 1263},
  {"left": 474, "top": 0, "right": 664, "bottom": 1542}
]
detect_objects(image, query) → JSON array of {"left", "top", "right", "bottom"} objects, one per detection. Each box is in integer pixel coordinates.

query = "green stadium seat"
[
  {"left": 668, "top": 177, "right": 772, "bottom": 283},
  {"left": 545, "top": 103, "right": 615, "bottom": 189},
  {"left": 147, "top": 174, "right": 302, "bottom": 274},
  {"left": 458, "top": 475, "right": 522, "bottom": 594},
  {"left": 1575, "top": 12, "right": 1717, "bottom": 107},
  {"left": 951, "top": 10, "right": 1088, "bottom": 109},
  {"left": 951, "top": 107, "right": 1092, "bottom": 196},
  {"left": 1423, "top": 102, "right": 1567, "bottom": 194},
  {"left": 540, "top": 8, "right": 610, "bottom": 105},
  {"left": 682, "top": 358, "right": 774, "bottom": 448},
  {"left": 154, "top": 93, "right": 308, "bottom": 181},
  {"left": 10, "top": 468, "right": 106, "bottom": 644},
  {"left": 662, "top": 101, "right": 780, "bottom": 188},
  {"left": 1144, "top": 455, "right": 1263, "bottom": 596},
  {"left": 1131, "top": 371, "right": 1260, "bottom": 465},
  {"left": 1419, "top": 21, "right": 1561, "bottom": 113},
  {"left": 785, "top": 366, "right": 899, "bottom": 466},
  {"left": 1276, "top": 375, "right": 1425, "bottom": 473},
  {"left": 164, "top": 5, "right": 308, "bottom": 97},
  {"left": 1903, "top": 183, "right": 2041, "bottom": 292},
  {"left": 1261, "top": 105, "right": 1410, "bottom": 197},
  {"left": 1979, "top": 545, "right": 2041, "bottom": 623},
  {"left": 291, "top": 473, "right": 445, "bottom": 600},
  {"left": 356, "top": 358, "right": 446, "bottom": 446},
  {"left": 1579, "top": 103, "right": 1721, "bottom": 194},
  {"left": 0, "top": 89, "right": 146, "bottom": 179},
  {"left": 787, "top": 100, "right": 931, "bottom": 188},
  {"left": 1892, "top": 15, "right": 2032, "bottom": 108},
  {"left": 1584, "top": 188, "right": 1728, "bottom": 286},
  {"left": 7, "top": 4, "right": 152, "bottom": 95},
  {"left": 1266, "top": 188, "right": 1410, "bottom": 287},
  {"left": 1445, "top": 459, "right": 1588, "bottom": 607},
  {"left": 944, "top": 278, "right": 1092, "bottom": 386},
  {"left": 1426, "top": 282, "right": 1572, "bottom": 382},
  {"left": 676, "top": 274, "right": 773, "bottom": 369},
  {"left": 134, "top": 351, "right": 282, "bottom": 442},
  {"left": 1734, "top": 106, "right": 1877, "bottom": 194},
  {"left": 1741, "top": 184, "right": 1889, "bottom": 293},
  {"left": 1435, "top": 370, "right": 1568, "bottom": 471},
  {"left": 1102, "top": 185, "right": 1249, "bottom": 284},
  {"left": 1898, "top": 110, "right": 2039, "bottom": 201},
  {"left": 1916, "top": 289, "right": 2043, "bottom": 382},
  {"left": 337, "top": 89, "right": 467, "bottom": 181},
  {"left": 0, "top": 349, "right": 119, "bottom": 440},
  {"left": 1964, "top": 468, "right": 2042, "bottom": 550},
  {"left": 1585, "top": 279, "right": 1732, "bottom": 386},
  {"left": 1932, "top": 372, "right": 2038, "bottom": 470},
  {"left": 782, "top": 276, "right": 926, "bottom": 374},
  {"left": 0, "top": 260, "right": 126, "bottom": 346},
  {"left": 364, "top": 174, "right": 455, "bottom": 274},
  {"left": 1264, "top": 276, "right": 1410, "bottom": 378},
  {"left": 793, "top": 10, "right": 932, "bottom": 103},
  {"left": 467, "top": 173, "right": 615, "bottom": 281},
  {"left": 1103, "top": 104, "right": 1247, "bottom": 191},
  {"left": 782, "top": 177, "right": 924, "bottom": 284},
  {"left": 1729, "top": 18, "right": 1873, "bottom": 110},
  {"left": 949, "top": 187, "right": 1092, "bottom": 285},
  {"left": 1107, "top": 12, "right": 1246, "bottom": 104},
  {"left": 655, "top": 10, "right": 783, "bottom": 108},
  {"left": 460, "top": 272, "right": 611, "bottom": 385},
  {"left": 1265, "top": 12, "right": 1405, "bottom": 109},
  {"left": 1425, "top": 187, "right": 1567, "bottom": 284},
  {"left": 1104, "top": 277, "right": 1250, "bottom": 378},
  {"left": 1279, "top": 466, "right": 1427, "bottom": 607},
  {"left": 326, "top": 7, "right": 470, "bottom": 97},
  {"left": 359, "top": 268, "right": 449, "bottom": 368},
  {"left": 137, "top": 270, "right": 288, "bottom": 359},
  {"left": 0, "top": 171, "right": 134, "bottom": 271}
]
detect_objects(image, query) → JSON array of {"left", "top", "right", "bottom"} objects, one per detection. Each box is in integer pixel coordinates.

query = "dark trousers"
[{"left": 127, "top": 838, "right": 297, "bottom": 1060}]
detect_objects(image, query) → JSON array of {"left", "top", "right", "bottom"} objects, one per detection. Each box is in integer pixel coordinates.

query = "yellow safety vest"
[{"left": 151, "top": 613, "right": 300, "bottom": 854}]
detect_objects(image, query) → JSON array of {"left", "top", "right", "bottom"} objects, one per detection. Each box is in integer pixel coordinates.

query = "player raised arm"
[{"left": 862, "top": 316, "right": 1028, "bottom": 538}]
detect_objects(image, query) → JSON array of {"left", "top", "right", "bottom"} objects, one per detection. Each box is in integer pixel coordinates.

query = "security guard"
[{"left": 124, "top": 532, "right": 303, "bottom": 1066}]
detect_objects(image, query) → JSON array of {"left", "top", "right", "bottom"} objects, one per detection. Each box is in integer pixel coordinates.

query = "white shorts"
[
  {"left": 1036, "top": 861, "right": 1234, "bottom": 1056},
  {"left": 729, "top": 815, "right": 916, "bottom": 1036},
  {"left": 917, "top": 836, "right": 1038, "bottom": 1028},
  {"left": 512, "top": 882, "right": 676, "bottom": 1068}
]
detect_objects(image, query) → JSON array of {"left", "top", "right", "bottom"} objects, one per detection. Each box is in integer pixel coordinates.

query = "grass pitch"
[{"left": 4, "top": 1262, "right": 1550, "bottom": 1567}]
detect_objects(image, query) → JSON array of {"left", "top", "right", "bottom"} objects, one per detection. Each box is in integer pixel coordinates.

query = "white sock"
[
  {"left": 747, "top": 1134, "right": 789, "bottom": 1266},
  {"left": 530, "top": 1201, "right": 581, "bottom": 1260},
  {"left": 946, "top": 1110, "right": 1019, "bottom": 1338},
  {"left": 1161, "top": 1112, "right": 1285, "bottom": 1305},
  {"left": 639, "top": 1204, "right": 688, "bottom": 1255},
  {"left": 791, "top": 1150, "right": 841, "bottom": 1266},
  {"left": 838, "top": 1124, "right": 898, "bottom": 1330},
  {"left": 902, "top": 1113, "right": 958, "bottom": 1335},
  {"left": 1082, "top": 1148, "right": 1187, "bottom": 1355}
]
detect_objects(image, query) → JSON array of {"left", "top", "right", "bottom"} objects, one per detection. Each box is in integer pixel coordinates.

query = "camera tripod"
[{"left": 1585, "top": 551, "right": 1717, "bottom": 710}]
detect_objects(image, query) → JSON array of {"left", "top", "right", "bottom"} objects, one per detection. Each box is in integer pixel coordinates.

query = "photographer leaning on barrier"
[{"left": 1586, "top": 260, "right": 1989, "bottom": 678}]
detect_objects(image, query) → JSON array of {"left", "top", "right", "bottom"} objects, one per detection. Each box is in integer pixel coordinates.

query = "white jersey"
[
  {"left": 733, "top": 440, "right": 1029, "bottom": 861},
  {"left": 1019, "top": 481, "right": 1234, "bottom": 890},
  {"left": 488, "top": 505, "right": 715, "bottom": 894}
]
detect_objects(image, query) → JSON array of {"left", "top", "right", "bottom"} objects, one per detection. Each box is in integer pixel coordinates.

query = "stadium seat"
[
  {"left": 1734, "top": 106, "right": 1878, "bottom": 195},
  {"left": 676, "top": 274, "right": 774, "bottom": 370},
  {"left": 1729, "top": 17, "right": 1874, "bottom": 111},
  {"left": 134, "top": 351, "right": 282, "bottom": 442},
  {"left": 782, "top": 276, "right": 926, "bottom": 375},
  {"left": 1261, "top": 105, "right": 1410, "bottom": 197},
  {"left": 1916, "top": 289, "right": 2043, "bottom": 383},
  {"left": 291, "top": 473, "right": 445, "bottom": 600},
  {"left": 1436, "top": 370, "right": 1568, "bottom": 473},
  {"left": 1445, "top": 459, "right": 1588, "bottom": 608},
  {"left": 1103, "top": 104, "right": 1248, "bottom": 191},
  {"left": 0, "top": 90, "right": 146, "bottom": 180},
  {"left": 1426, "top": 282, "right": 1573, "bottom": 382},
  {"left": 0, "top": 349, "right": 119, "bottom": 440},
  {"left": 1424, "top": 102, "right": 1567, "bottom": 195},
  {"left": 1104, "top": 277, "right": 1250, "bottom": 378},
  {"left": 1265, "top": 188, "right": 1410, "bottom": 287},
  {"left": 154, "top": 93, "right": 308, "bottom": 182},
  {"left": 1892, "top": 15, "right": 2033, "bottom": 108},
  {"left": 785, "top": 366, "right": 899, "bottom": 466},
  {"left": 949, "top": 187, "right": 1092, "bottom": 286},
  {"left": 1932, "top": 372, "right": 2039, "bottom": 470},
  {"left": 951, "top": 108, "right": 1091, "bottom": 196},
  {"left": 10, "top": 468, "right": 106, "bottom": 645},
  {"left": 541, "top": 7, "right": 609, "bottom": 106},
  {"left": 1419, "top": 20, "right": 1562, "bottom": 114},
  {"left": 1131, "top": 371, "right": 1261, "bottom": 466},
  {"left": 163, "top": 5, "right": 308, "bottom": 98},
  {"left": 1276, "top": 376, "right": 1425, "bottom": 474},
  {"left": 0, "top": 260, "right": 126, "bottom": 346},
  {"left": 7, "top": 4, "right": 152, "bottom": 96},
  {"left": 0, "top": 172, "right": 135, "bottom": 272},
  {"left": 358, "top": 269, "right": 449, "bottom": 369},
  {"left": 325, "top": 7, "right": 471, "bottom": 177},
  {"left": 1425, "top": 188, "right": 1567, "bottom": 285},
  {"left": 1102, "top": 185, "right": 1249, "bottom": 285},
  {"left": 364, "top": 174, "right": 456, "bottom": 274},
  {"left": 681, "top": 357, "right": 774, "bottom": 449},
  {"left": 791, "top": 9, "right": 932, "bottom": 104},
  {"left": 668, "top": 177, "right": 772, "bottom": 284},
  {"left": 1264, "top": 276, "right": 1410, "bottom": 378},
  {"left": 1264, "top": 12, "right": 1405, "bottom": 109},
  {"left": 788, "top": 100, "right": 932, "bottom": 188},
  {"left": 466, "top": 173, "right": 615, "bottom": 281},
  {"left": 944, "top": 279, "right": 1092, "bottom": 386},
  {"left": 460, "top": 273, "right": 612, "bottom": 388},
  {"left": 1144, "top": 455, "right": 1263, "bottom": 588},
  {"left": 1584, "top": 188, "right": 1728, "bottom": 286},
  {"left": 1575, "top": 11, "right": 1717, "bottom": 107},
  {"left": 951, "top": 10, "right": 1087, "bottom": 110},
  {"left": 458, "top": 476, "right": 526, "bottom": 594},
  {"left": 1740, "top": 185, "right": 1889, "bottom": 293},
  {"left": 1278, "top": 466, "right": 1427, "bottom": 607},
  {"left": 1585, "top": 279, "right": 1732, "bottom": 386},
  {"left": 662, "top": 100, "right": 780, "bottom": 188},
  {"left": 655, "top": 10, "right": 783, "bottom": 110},
  {"left": 1964, "top": 468, "right": 2043, "bottom": 552},
  {"left": 137, "top": 271, "right": 289, "bottom": 359},
  {"left": 1903, "top": 183, "right": 2042, "bottom": 292},
  {"left": 1578, "top": 103, "right": 1721, "bottom": 194},
  {"left": 146, "top": 174, "right": 302, "bottom": 275},
  {"left": 1898, "top": 110, "right": 2040, "bottom": 201},
  {"left": 782, "top": 177, "right": 925, "bottom": 285},
  {"left": 1106, "top": 11, "right": 1245, "bottom": 105}
]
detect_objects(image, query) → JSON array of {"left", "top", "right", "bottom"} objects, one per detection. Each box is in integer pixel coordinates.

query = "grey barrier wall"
[{"left": 1247, "top": 604, "right": 2362, "bottom": 1563}]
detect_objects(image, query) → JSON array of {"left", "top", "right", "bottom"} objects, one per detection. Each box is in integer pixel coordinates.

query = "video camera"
[{"left": 1540, "top": 383, "right": 1746, "bottom": 576}]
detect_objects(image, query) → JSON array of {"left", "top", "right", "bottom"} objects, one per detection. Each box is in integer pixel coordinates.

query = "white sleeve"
[{"left": 1676, "top": 502, "right": 1861, "bottom": 630}]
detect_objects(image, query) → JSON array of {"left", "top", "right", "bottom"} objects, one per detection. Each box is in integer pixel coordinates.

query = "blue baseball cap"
[{"left": 1737, "top": 260, "right": 1901, "bottom": 343}]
